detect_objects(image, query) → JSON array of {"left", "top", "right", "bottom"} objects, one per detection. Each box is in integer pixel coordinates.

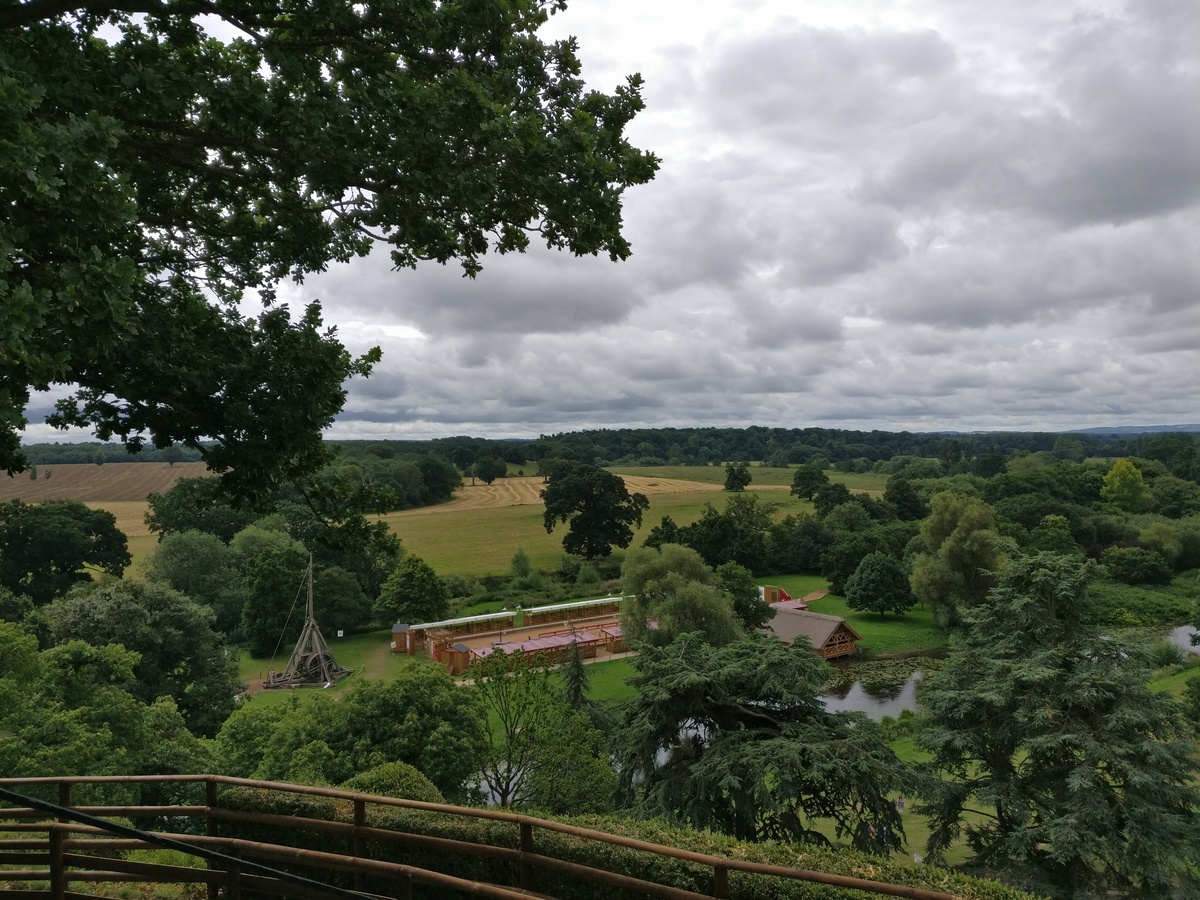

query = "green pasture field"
[
  {"left": 381, "top": 502, "right": 566, "bottom": 577},
  {"left": 1148, "top": 660, "right": 1200, "bottom": 699},
  {"left": 382, "top": 487, "right": 813, "bottom": 578}
]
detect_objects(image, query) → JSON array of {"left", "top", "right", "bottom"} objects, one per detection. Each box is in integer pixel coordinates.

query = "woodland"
[{"left": 2, "top": 430, "right": 1200, "bottom": 898}]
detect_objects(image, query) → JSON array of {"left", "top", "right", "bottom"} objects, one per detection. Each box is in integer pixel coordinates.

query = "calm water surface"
[{"left": 819, "top": 671, "right": 923, "bottom": 720}]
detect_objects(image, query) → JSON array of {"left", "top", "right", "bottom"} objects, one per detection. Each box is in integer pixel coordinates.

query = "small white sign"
[{"left": 337, "top": 630, "right": 344, "bottom": 638}]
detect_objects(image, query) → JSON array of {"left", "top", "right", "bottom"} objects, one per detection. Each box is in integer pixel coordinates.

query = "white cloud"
[{"left": 274, "top": 0, "right": 1200, "bottom": 440}]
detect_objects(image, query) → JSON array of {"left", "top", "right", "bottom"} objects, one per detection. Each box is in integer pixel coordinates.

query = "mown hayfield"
[
  {"left": 0, "top": 461, "right": 208, "bottom": 502},
  {"left": 2, "top": 463, "right": 204, "bottom": 575}
]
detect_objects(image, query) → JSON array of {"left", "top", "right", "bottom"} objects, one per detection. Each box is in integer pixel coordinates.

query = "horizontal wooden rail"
[{"left": 0, "top": 775, "right": 960, "bottom": 900}]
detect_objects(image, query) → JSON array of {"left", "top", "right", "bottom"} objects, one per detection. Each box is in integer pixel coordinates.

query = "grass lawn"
[
  {"left": 811, "top": 595, "right": 948, "bottom": 656},
  {"left": 608, "top": 465, "right": 889, "bottom": 495},
  {"left": 763, "top": 576, "right": 948, "bottom": 656},
  {"left": 1148, "top": 660, "right": 1200, "bottom": 698},
  {"left": 571, "top": 657, "right": 639, "bottom": 703}
]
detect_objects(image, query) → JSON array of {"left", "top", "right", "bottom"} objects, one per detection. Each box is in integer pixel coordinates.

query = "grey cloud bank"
[{"left": 284, "top": 0, "right": 1198, "bottom": 442}]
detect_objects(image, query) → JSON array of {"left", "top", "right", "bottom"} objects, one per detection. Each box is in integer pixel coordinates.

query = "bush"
[
  {"left": 214, "top": 786, "right": 1038, "bottom": 900},
  {"left": 1086, "top": 579, "right": 1196, "bottom": 627},
  {"left": 340, "top": 761, "right": 445, "bottom": 804},
  {"left": 1101, "top": 546, "right": 1174, "bottom": 585},
  {"left": 575, "top": 563, "right": 601, "bottom": 587}
]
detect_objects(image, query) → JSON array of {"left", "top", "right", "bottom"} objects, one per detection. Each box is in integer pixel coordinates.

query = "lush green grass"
[
  {"left": 1148, "top": 660, "right": 1200, "bottom": 698},
  {"left": 380, "top": 502, "right": 564, "bottom": 577},
  {"left": 608, "top": 464, "right": 793, "bottom": 486},
  {"left": 832, "top": 472, "right": 888, "bottom": 495},
  {"left": 382, "top": 487, "right": 811, "bottom": 578},
  {"left": 762, "top": 575, "right": 948, "bottom": 655},
  {"left": 811, "top": 596, "right": 947, "bottom": 656},
  {"left": 574, "top": 657, "right": 639, "bottom": 703},
  {"left": 608, "top": 465, "right": 889, "bottom": 495}
]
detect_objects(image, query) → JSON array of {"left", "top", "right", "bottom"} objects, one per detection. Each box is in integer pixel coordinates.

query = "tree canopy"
[
  {"left": 45, "top": 580, "right": 241, "bottom": 737},
  {"left": 843, "top": 551, "right": 916, "bottom": 616},
  {"left": 2, "top": 0, "right": 657, "bottom": 499},
  {"left": 0, "top": 498, "right": 129, "bottom": 604},
  {"left": 916, "top": 552, "right": 1200, "bottom": 896},
  {"left": 542, "top": 463, "right": 649, "bottom": 558},
  {"left": 618, "top": 633, "right": 907, "bottom": 853}
]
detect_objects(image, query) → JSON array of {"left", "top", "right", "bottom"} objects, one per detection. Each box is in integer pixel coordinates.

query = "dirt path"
[{"left": 387, "top": 474, "right": 721, "bottom": 517}]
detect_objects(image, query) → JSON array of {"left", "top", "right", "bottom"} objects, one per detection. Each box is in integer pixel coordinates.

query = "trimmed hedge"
[{"left": 215, "top": 787, "right": 1037, "bottom": 900}]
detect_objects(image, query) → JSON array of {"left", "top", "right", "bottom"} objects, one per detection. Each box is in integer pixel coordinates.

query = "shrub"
[
  {"left": 340, "top": 761, "right": 445, "bottom": 804},
  {"left": 214, "top": 786, "right": 1038, "bottom": 900},
  {"left": 1101, "top": 546, "right": 1174, "bottom": 585}
]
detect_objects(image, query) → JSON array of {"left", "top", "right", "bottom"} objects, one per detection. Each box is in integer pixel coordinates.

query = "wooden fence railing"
[{"left": 0, "top": 775, "right": 958, "bottom": 900}]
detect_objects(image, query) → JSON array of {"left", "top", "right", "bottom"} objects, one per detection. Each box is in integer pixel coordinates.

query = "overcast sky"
[{"left": 31, "top": 0, "right": 1200, "bottom": 444}]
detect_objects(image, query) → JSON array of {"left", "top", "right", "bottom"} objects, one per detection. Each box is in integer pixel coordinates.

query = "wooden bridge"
[{"left": 0, "top": 775, "right": 957, "bottom": 900}]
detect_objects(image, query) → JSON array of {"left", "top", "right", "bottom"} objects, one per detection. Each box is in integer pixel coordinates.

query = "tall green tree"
[
  {"left": 909, "top": 491, "right": 1010, "bottom": 629},
  {"left": 790, "top": 464, "right": 829, "bottom": 500},
  {"left": 542, "top": 463, "right": 649, "bottom": 559},
  {"left": 916, "top": 552, "right": 1200, "bottom": 897},
  {"left": 145, "top": 478, "right": 258, "bottom": 543},
  {"left": 619, "top": 633, "right": 907, "bottom": 853},
  {"left": 469, "top": 649, "right": 613, "bottom": 811},
  {"left": 723, "top": 461, "right": 751, "bottom": 492},
  {"left": 714, "top": 561, "right": 773, "bottom": 631},
  {"left": 374, "top": 555, "right": 448, "bottom": 625},
  {"left": 231, "top": 523, "right": 310, "bottom": 658},
  {"left": 0, "top": 499, "right": 129, "bottom": 604},
  {"left": 621, "top": 544, "right": 742, "bottom": 646},
  {"left": 45, "top": 580, "right": 241, "bottom": 737},
  {"left": 843, "top": 551, "right": 916, "bottom": 616},
  {"left": 145, "top": 529, "right": 246, "bottom": 635},
  {"left": 2, "top": 0, "right": 656, "bottom": 499},
  {"left": 1100, "top": 458, "right": 1153, "bottom": 513}
]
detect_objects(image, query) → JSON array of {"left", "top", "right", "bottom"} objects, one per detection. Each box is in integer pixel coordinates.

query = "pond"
[
  {"left": 817, "top": 625, "right": 1198, "bottom": 722},
  {"left": 819, "top": 671, "right": 923, "bottom": 721},
  {"left": 1166, "top": 624, "right": 1198, "bottom": 654}
]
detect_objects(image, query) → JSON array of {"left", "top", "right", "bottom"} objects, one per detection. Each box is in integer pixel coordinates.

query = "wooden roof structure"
[
  {"left": 765, "top": 607, "right": 862, "bottom": 660},
  {"left": 264, "top": 558, "right": 353, "bottom": 689}
]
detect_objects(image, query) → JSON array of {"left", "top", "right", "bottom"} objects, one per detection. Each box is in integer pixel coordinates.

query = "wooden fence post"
[
  {"left": 49, "top": 825, "right": 66, "bottom": 900},
  {"left": 713, "top": 864, "right": 729, "bottom": 898},
  {"left": 353, "top": 798, "right": 367, "bottom": 892},
  {"left": 206, "top": 778, "right": 220, "bottom": 900},
  {"left": 518, "top": 821, "right": 534, "bottom": 891},
  {"left": 57, "top": 783, "right": 70, "bottom": 824}
]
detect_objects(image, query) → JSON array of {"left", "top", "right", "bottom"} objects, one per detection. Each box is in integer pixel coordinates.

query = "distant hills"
[{"left": 1064, "top": 424, "right": 1200, "bottom": 435}]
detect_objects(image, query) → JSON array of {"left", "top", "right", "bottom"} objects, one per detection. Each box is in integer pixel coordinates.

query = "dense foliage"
[
  {"left": 916, "top": 553, "right": 1200, "bottom": 897},
  {"left": 0, "top": 498, "right": 129, "bottom": 605},
  {"left": 3, "top": 0, "right": 656, "bottom": 499},
  {"left": 45, "top": 580, "right": 241, "bottom": 736},
  {"left": 619, "top": 633, "right": 908, "bottom": 853},
  {"left": 542, "top": 462, "right": 650, "bottom": 558}
]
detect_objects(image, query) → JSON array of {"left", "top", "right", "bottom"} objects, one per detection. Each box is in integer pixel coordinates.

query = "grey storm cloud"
[{"left": 265, "top": 0, "right": 1200, "bottom": 441}]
